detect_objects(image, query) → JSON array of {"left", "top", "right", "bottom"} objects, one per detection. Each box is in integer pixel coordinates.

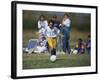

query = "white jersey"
[
  {"left": 62, "top": 18, "right": 71, "bottom": 27},
  {"left": 45, "top": 26, "right": 60, "bottom": 38}
]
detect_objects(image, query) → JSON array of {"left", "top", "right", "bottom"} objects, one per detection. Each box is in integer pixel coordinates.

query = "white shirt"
[
  {"left": 62, "top": 18, "right": 71, "bottom": 27},
  {"left": 45, "top": 26, "right": 60, "bottom": 38},
  {"left": 38, "top": 20, "right": 48, "bottom": 29}
]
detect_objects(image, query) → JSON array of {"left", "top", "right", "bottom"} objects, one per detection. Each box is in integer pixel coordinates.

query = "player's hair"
[{"left": 48, "top": 20, "right": 54, "bottom": 25}]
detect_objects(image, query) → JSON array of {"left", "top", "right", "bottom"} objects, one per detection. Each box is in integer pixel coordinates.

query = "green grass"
[
  {"left": 23, "top": 53, "right": 90, "bottom": 69},
  {"left": 23, "top": 29, "right": 90, "bottom": 69}
]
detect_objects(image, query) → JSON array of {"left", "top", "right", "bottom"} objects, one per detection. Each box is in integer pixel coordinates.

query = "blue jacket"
[{"left": 53, "top": 20, "right": 60, "bottom": 30}]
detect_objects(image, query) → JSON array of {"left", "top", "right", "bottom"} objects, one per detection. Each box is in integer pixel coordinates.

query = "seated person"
[
  {"left": 74, "top": 38, "right": 85, "bottom": 54},
  {"left": 34, "top": 37, "right": 47, "bottom": 53}
]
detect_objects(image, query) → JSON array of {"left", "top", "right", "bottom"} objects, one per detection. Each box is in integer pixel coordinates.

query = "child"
[
  {"left": 45, "top": 20, "right": 60, "bottom": 56},
  {"left": 60, "top": 13, "right": 71, "bottom": 54},
  {"left": 52, "top": 15, "right": 60, "bottom": 29},
  {"left": 74, "top": 38, "right": 85, "bottom": 54},
  {"left": 38, "top": 15, "right": 48, "bottom": 30},
  {"left": 86, "top": 35, "right": 91, "bottom": 54},
  {"left": 34, "top": 37, "right": 47, "bottom": 53}
]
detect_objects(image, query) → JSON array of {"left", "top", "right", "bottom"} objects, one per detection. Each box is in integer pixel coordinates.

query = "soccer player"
[
  {"left": 45, "top": 20, "right": 60, "bottom": 55},
  {"left": 60, "top": 13, "right": 71, "bottom": 54},
  {"left": 86, "top": 35, "right": 91, "bottom": 54}
]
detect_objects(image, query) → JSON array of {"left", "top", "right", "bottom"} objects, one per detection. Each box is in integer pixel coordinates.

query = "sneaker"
[{"left": 61, "top": 52, "right": 66, "bottom": 54}]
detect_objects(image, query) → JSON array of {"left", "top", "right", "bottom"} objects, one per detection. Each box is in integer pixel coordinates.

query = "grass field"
[
  {"left": 23, "top": 29, "right": 90, "bottom": 69},
  {"left": 23, "top": 53, "right": 90, "bottom": 69}
]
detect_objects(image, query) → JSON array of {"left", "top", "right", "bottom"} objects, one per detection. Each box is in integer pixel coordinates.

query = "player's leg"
[
  {"left": 52, "top": 38, "right": 56, "bottom": 55},
  {"left": 47, "top": 38, "right": 53, "bottom": 48},
  {"left": 47, "top": 38, "right": 54, "bottom": 55}
]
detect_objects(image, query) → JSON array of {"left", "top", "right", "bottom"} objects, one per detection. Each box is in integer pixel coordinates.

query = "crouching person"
[{"left": 34, "top": 36, "right": 47, "bottom": 53}]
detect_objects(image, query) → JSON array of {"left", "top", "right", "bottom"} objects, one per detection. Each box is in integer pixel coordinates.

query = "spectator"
[
  {"left": 38, "top": 15, "right": 48, "bottom": 30},
  {"left": 74, "top": 38, "right": 85, "bottom": 54},
  {"left": 60, "top": 13, "right": 71, "bottom": 54},
  {"left": 86, "top": 35, "right": 91, "bottom": 54}
]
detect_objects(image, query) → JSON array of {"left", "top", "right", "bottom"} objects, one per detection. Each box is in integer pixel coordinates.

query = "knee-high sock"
[{"left": 51, "top": 48, "right": 56, "bottom": 55}]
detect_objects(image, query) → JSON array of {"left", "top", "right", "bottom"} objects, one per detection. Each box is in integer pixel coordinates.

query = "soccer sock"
[{"left": 51, "top": 48, "right": 56, "bottom": 55}]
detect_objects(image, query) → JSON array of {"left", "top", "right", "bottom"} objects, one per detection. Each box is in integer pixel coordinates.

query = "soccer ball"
[
  {"left": 73, "top": 49, "right": 78, "bottom": 54},
  {"left": 50, "top": 55, "right": 56, "bottom": 62}
]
